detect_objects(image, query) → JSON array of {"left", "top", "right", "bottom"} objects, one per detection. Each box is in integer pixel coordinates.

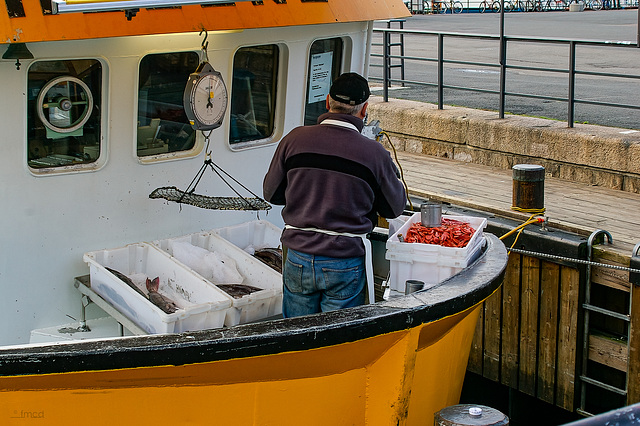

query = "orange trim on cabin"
[{"left": 1, "top": 0, "right": 410, "bottom": 45}]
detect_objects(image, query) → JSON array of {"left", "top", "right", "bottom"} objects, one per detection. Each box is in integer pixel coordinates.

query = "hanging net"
[
  {"left": 149, "top": 186, "right": 271, "bottom": 211},
  {"left": 149, "top": 151, "right": 271, "bottom": 211}
]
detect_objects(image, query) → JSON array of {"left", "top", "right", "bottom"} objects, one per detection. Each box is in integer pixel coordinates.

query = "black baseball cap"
[{"left": 329, "top": 72, "right": 371, "bottom": 106}]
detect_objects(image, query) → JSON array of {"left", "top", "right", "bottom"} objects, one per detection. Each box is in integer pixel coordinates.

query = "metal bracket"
[
  {"left": 587, "top": 229, "right": 613, "bottom": 260},
  {"left": 124, "top": 8, "right": 139, "bottom": 20},
  {"left": 630, "top": 242, "right": 640, "bottom": 286},
  {"left": 585, "top": 229, "right": 613, "bottom": 284}
]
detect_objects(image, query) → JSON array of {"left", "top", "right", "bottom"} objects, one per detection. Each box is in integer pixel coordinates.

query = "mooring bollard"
[
  {"left": 512, "top": 164, "right": 545, "bottom": 212},
  {"left": 435, "top": 404, "right": 509, "bottom": 426}
]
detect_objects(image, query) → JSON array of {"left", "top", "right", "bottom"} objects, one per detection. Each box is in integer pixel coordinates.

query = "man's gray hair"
[{"left": 328, "top": 97, "right": 366, "bottom": 116}]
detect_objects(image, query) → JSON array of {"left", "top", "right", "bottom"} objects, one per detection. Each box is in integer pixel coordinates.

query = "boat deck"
[{"left": 396, "top": 150, "right": 640, "bottom": 254}]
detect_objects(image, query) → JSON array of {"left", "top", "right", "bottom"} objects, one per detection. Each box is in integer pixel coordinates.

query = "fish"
[
  {"left": 106, "top": 267, "right": 147, "bottom": 298},
  {"left": 146, "top": 277, "right": 179, "bottom": 314},
  {"left": 216, "top": 284, "right": 263, "bottom": 299},
  {"left": 253, "top": 248, "right": 283, "bottom": 273}
]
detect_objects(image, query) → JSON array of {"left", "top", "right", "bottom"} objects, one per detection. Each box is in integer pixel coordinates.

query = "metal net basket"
[{"left": 149, "top": 186, "right": 271, "bottom": 211}]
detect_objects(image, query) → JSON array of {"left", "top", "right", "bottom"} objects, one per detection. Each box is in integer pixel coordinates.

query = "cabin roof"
[{"left": 1, "top": 0, "right": 410, "bottom": 45}]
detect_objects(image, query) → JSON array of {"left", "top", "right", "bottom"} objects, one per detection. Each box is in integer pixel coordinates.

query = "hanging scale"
[{"left": 149, "top": 30, "right": 271, "bottom": 211}]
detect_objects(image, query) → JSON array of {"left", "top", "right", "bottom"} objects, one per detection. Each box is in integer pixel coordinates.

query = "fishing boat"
[{"left": 0, "top": 0, "right": 508, "bottom": 423}]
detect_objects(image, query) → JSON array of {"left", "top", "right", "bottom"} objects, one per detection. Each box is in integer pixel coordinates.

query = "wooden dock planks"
[
  {"left": 501, "top": 254, "right": 521, "bottom": 389},
  {"left": 629, "top": 285, "right": 640, "bottom": 404},
  {"left": 556, "top": 266, "right": 580, "bottom": 411},
  {"left": 538, "top": 261, "right": 560, "bottom": 405},
  {"left": 483, "top": 285, "right": 502, "bottom": 382},
  {"left": 519, "top": 256, "right": 541, "bottom": 397},
  {"left": 470, "top": 254, "right": 579, "bottom": 412}
]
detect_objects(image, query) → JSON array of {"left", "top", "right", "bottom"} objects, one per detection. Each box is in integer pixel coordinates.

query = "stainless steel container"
[
  {"left": 405, "top": 279, "right": 424, "bottom": 295},
  {"left": 420, "top": 201, "right": 442, "bottom": 227}
]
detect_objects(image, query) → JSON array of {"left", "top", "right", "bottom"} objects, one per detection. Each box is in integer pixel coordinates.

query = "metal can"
[
  {"left": 421, "top": 201, "right": 442, "bottom": 227},
  {"left": 405, "top": 279, "right": 425, "bottom": 295}
]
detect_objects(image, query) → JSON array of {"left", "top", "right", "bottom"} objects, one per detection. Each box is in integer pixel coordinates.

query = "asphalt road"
[{"left": 368, "top": 9, "right": 640, "bottom": 130}]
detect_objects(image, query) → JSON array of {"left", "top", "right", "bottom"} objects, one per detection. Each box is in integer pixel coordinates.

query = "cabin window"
[
  {"left": 229, "top": 44, "right": 279, "bottom": 146},
  {"left": 27, "top": 59, "right": 102, "bottom": 170},
  {"left": 137, "top": 52, "right": 199, "bottom": 157},
  {"left": 304, "top": 38, "right": 344, "bottom": 126}
]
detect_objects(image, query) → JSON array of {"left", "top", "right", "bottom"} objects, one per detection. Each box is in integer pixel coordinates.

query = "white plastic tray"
[
  {"left": 84, "top": 243, "right": 232, "bottom": 334},
  {"left": 385, "top": 213, "right": 487, "bottom": 292},
  {"left": 152, "top": 231, "right": 282, "bottom": 327}
]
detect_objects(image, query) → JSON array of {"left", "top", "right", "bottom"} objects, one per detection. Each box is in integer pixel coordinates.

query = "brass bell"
[{"left": 2, "top": 43, "right": 34, "bottom": 70}]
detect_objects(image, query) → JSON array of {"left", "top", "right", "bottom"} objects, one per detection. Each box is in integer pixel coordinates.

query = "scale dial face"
[{"left": 184, "top": 62, "right": 228, "bottom": 131}]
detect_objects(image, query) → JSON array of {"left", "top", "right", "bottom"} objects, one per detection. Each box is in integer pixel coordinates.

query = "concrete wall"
[{"left": 367, "top": 97, "right": 640, "bottom": 193}]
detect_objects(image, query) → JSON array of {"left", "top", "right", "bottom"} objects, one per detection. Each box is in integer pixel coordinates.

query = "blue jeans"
[{"left": 282, "top": 248, "right": 366, "bottom": 318}]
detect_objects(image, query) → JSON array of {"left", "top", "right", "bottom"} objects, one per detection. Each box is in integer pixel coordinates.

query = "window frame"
[
  {"left": 304, "top": 37, "right": 347, "bottom": 127},
  {"left": 26, "top": 57, "right": 108, "bottom": 176},
  {"left": 227, "top": 43, "right": 284, "bottom": 151},
  {"left": 136, "top": 50, "right": 204, "bottom": 164}
]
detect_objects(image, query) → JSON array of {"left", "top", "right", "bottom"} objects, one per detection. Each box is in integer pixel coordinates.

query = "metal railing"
[{"left": 370, "top": 27, "right": 640, "bottom": 128}]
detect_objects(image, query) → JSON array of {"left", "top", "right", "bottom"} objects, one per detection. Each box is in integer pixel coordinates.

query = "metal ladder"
[
  {"left": 578, "top": 230, "right": 640, "bottom": 416},
  {"left": 382, "top": 19, "right": 406, "bottom": 88}
]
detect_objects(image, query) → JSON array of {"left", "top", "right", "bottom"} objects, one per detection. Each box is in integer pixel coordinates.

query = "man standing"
[{"left": 263, "top": 72, "right": 406, "bottom": 318}]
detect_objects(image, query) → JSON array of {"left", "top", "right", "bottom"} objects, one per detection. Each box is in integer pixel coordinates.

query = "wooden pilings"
[
  {"left": 468, "top": 222, "right": 640, "bottom": 415},
  {"left": 468, "top": 252, "right": 580, "bottom": 412}
]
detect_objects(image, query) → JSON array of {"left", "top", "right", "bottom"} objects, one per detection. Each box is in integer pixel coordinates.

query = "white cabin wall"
[{"left": 0, "top": 21, "right": 370, "bottom": 345}]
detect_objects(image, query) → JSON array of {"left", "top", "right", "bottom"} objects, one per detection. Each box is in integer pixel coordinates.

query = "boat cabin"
[{"left": 0, "top": 0, "right": 411, "bottom": 345}]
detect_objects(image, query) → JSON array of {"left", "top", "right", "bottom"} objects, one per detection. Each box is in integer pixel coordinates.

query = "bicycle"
[
  {"left": 479, "top": 0, "right": 502, "bottom": 11},
  {"left": 478, "top": 0, "right": 491, "bottom": 12},
  {"left": 479, "top": 0, "right": 515, "bottom": 12},
  {"left": 404, "top": 0, "right": 432, "bottom": 13},
  {"left": 487, "top": 0, "right": 515, "bottom": 11},
  {"left": 432, "top": 0, "right": 464, "bottom": 13},
  {"left": 511, "top": 0, "right": 535, "bottom": 11},
  {"left": 545, "top": 0, "right": 568, "bottom": 9},
  {"left": 584, "top": 0, "right": 603, "bottom": 9}
]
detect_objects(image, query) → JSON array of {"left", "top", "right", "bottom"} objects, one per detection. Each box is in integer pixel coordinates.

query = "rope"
[
  {"left": 511, "top": 205, "right": 546, "bottom": 214},
  {"left": 499, "top": 215, "right": 545, "bottom": 241},
  {"left": 507, "top": 247, "right": 640, "bottom": 274},
  {"left": 501, "top": 214, "right": 640, "bottom": 273},
  {"left": 379, "top": 131, "right": 413, "bottom": 210},
  {"left": 498, "top": 213, "right": 547, "bottom": 254}
]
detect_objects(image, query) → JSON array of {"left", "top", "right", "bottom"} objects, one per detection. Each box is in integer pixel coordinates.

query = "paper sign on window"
[{"left": 308, "top": 52, "right": 333, "bottom": 104}]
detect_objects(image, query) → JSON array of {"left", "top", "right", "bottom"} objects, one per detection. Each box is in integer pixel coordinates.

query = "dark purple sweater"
[{"left": 263, "top": 112, "right": 406, "bottom": 257}]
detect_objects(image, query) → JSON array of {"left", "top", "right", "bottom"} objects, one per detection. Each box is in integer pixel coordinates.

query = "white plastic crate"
[
  {"left": 213, "top": 220, "right": 282, "bottom": 254},
  {"left": 152, "top": 232, "right": 282, "bottom": 327},
  {"left": 385, "top": 213, "right": 487, "bottom": 292},
  {"left": 83, "top": 243, "right": 232, "bottom": 334}
]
